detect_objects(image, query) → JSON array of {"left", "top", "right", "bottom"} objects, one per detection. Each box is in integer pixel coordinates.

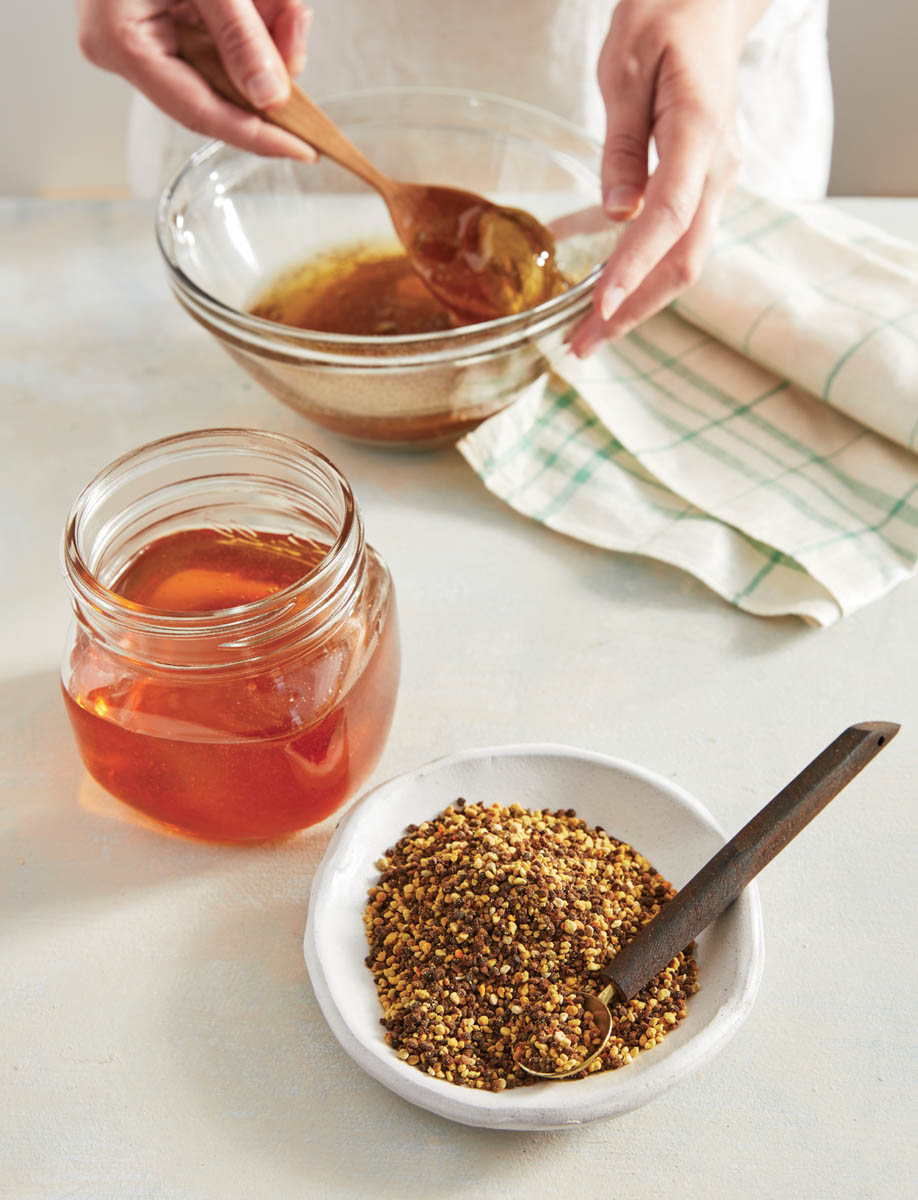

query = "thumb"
[
  {"left": 195, "top": 0, "right": 291, "bottom": 110},
  {"left": 598, "top": 56, "right": 653, "bottom": 220}
]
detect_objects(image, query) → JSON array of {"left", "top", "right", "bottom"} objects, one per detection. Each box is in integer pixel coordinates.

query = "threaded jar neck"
[{"left": 63, "top": 428, "right": 366, "bottom": 670}]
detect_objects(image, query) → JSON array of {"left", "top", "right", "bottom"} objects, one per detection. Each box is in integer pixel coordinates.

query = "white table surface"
[{"left": 2, "top": 197, "right": 916, "bottom": 1200}]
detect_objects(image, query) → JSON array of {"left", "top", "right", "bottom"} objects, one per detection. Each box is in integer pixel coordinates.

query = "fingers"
[
  {"left": 547, "top": 204, "right": 612, "bottom": 239},
  {"left": 76, "top": 1, "right": 316, "bottom": 160},
  {"left": 271, "top": 2, "right": 311, "bottom": 74},
  {"left": 569, "top": 136, "right": 738, "bottom": 358},
  {"left": 130, "top": 48, "right": 315, "bottom": 159},
  {"left": 194, "top": 0, "right": 291, "bottom": 108},
  {"left": 597, "top": 36, "right": 653, "bottom": 221},
  {"left": 592, "top": 99, "right": 715, "bottom": 325}
]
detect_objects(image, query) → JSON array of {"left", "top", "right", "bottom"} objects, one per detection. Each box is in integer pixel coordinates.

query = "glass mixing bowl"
[{"left": 156, "top": 88, "right": 606, "bottom": 446}]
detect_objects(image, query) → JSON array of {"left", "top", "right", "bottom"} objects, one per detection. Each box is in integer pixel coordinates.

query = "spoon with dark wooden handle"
[
  {"left": 175, "top": 22, "right": 562, "bottom": 322},
  {"left": 516, "top": 721, "right": 900, "bottom": 1079}
]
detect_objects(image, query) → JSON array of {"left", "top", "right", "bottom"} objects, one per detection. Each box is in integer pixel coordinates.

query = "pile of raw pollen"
[{"left": 364, "top": 800, "right": 698, "bottom": 1091}]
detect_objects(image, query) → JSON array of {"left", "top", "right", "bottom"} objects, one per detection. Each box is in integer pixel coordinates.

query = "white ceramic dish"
[{"left": 304, "top": 745, "right": 765, "bottom": 1129}]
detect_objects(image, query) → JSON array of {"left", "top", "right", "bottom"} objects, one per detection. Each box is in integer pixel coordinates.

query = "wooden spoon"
[
  {"left": 514, "top": 720, "right": 900, "bottom": 1079},
  {"left": 176, "top": 24, "right": 563, "bottom": 322}
]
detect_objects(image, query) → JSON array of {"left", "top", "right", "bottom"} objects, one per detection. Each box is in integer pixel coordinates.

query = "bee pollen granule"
[{"left": 364, "top": 800, "right": 698, "bottom": 1091}]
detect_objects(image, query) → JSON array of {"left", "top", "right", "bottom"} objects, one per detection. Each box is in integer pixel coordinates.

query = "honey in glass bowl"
[
  {"left": 250, "top": 243, "right": 457, "bottom": 336},
  {"left": 249, "top": 240, "right": 569, "bottom": 337},
  {"left": 61, "top": 429, "right": 399, "bottom": 842}
]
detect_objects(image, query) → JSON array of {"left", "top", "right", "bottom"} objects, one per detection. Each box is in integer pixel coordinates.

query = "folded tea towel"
[{"left": 458, "top": 187, "right": 918, "bottom": 626}]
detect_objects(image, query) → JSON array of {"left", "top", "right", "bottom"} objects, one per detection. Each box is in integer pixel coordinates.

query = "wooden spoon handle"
[
  {"left": 175, "top": 23, "right": 388, "bottom": 193},
  {"left": 600, "top": 721, "right": 899, "bottom": 1001}
]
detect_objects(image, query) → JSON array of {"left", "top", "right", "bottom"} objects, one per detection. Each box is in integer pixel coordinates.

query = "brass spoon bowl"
[
  {"left": 177, "top": 24, "right": 563, "bottom": 322},
  {"left": 512, "top": 989, "right": 615, "bottom": 1080},
  {"left": 516, "top": 721, "right": 899, "bottom": 1080}
]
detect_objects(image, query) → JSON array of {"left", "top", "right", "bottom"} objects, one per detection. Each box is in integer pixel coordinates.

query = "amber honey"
[
  {"left": 251, "top": 243, "right": 458, "bottom": 336},
  {"left": 250, "top": 234, "right": 569, "bottom": 337},
  {"left": 62, "top": 431, "right": 400, "bottom": 843}
]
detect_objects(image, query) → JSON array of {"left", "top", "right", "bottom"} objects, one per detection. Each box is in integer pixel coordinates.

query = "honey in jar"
[{"left": 61, "top": 429, "right": 399, "bottom": 842}]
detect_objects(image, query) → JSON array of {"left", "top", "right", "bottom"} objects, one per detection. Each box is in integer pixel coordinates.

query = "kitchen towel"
[{"left": 458, "top": 187, "right": 918, "bottom": 625}]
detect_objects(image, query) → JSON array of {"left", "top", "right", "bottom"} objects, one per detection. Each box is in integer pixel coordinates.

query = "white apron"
[{"left": 130, "top": 0, "right": 833, "bottom": 201}]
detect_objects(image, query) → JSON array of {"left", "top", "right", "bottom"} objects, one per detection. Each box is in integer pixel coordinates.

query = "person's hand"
[
  {"left": 77, "top": 0, "right": 315, "bottom": 159},
  {"left": 569, "top": 0, "right": 768, "bottom": 357}
]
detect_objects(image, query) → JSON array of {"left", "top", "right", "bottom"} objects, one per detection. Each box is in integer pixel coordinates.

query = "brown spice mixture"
[{"left": 364, "top": 800, "right": 698, "bottom": 1090}]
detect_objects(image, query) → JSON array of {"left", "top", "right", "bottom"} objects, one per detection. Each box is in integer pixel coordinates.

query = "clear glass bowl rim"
[{"left": 155, "top": 85, "right": 605, "bottom": 362}]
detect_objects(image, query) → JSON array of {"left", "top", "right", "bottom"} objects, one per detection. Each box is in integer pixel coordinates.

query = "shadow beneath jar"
[
  {"left": 0, "top": 667, "right": 339, "bottom": 927},
  {"left": 165, "top": 891, "right": 586, "bottom": 1194}
]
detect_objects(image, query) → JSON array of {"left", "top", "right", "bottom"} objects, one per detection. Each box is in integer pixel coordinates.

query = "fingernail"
[
  {"left": 604, "top": 186, "right": 642, "bottom": 219},
  {"left": 600, "top": 285, "right": 626, "bottom": 322},
  {"left": 245, "top": 64, "right": 289, "bottom": 109}
]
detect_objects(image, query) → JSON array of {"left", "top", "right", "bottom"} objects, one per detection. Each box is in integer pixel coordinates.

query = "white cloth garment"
[{"left": 129, "top": 0, "right": 833, "bottom": 201}]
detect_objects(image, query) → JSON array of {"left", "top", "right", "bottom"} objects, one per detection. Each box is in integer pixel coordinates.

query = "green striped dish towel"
[{"left": 458, "top": 187, "right": 918, "bottom": 625}]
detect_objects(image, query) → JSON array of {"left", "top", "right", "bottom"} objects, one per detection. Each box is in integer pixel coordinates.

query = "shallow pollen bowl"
[{"left": 304, "top": 744, "right": 764, "bottom": 1129}]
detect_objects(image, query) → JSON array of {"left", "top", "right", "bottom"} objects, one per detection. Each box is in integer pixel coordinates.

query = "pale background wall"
[
  {"left": 0, "top": 2, "right": 916, "bottom": 197},
  {"left": 826, "top": 0, "right": 918, "bottom": 194}
]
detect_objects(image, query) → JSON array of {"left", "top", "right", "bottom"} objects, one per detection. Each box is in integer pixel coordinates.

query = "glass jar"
[{"left": 61, "top": 429, "right": 399, "bottom": 842}]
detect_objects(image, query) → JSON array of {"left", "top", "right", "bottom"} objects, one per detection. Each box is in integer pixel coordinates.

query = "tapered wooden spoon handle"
[
  {"left": 175, "top": 23, "right": 389, "bottom": 192},
  {"left": 600, "top": 721, "right": 900, "bottom": 1001}
]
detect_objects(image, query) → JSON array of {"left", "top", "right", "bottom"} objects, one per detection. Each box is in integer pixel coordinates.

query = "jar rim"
[{"left": 63, "top": 428, "right": 362, "bottom": 646}]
